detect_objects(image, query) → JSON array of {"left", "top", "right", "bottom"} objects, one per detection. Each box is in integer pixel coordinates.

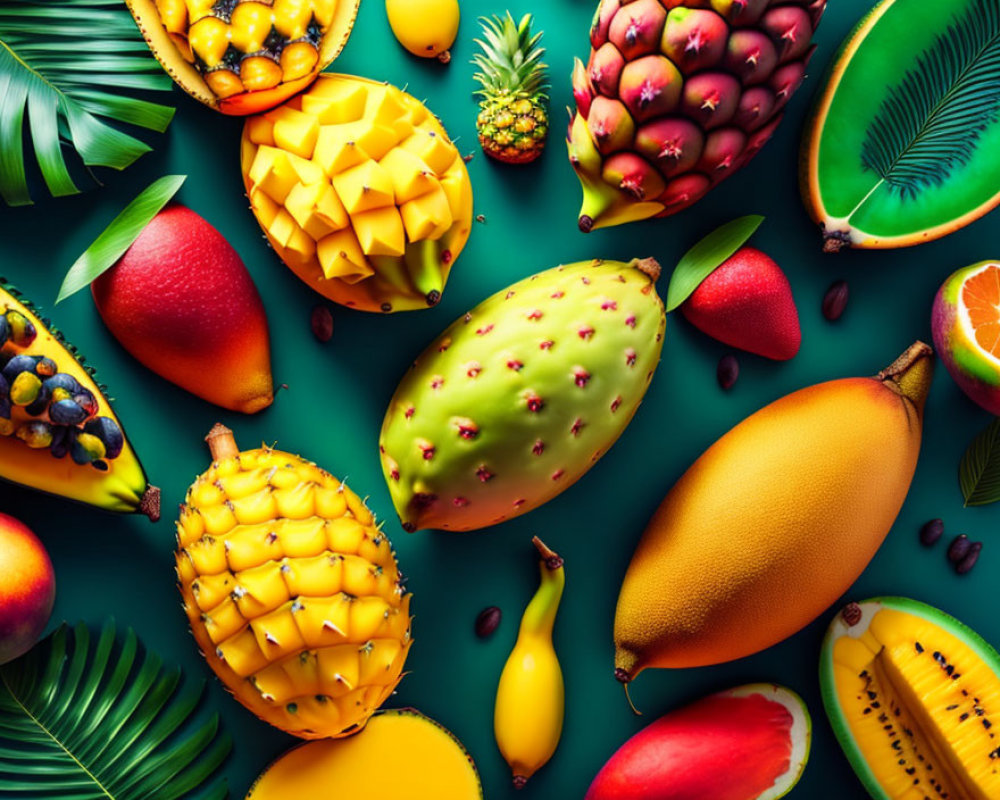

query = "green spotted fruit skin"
[{"left": 379, "top": 258, "right": 666, "bottom": 532}]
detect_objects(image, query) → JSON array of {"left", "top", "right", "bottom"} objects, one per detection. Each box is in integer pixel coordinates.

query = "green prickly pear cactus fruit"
[{"left": 379, "top": 258, "right": 666, "bottom": 532}]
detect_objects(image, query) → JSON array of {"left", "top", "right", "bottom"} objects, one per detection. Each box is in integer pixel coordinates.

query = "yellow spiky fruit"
[{"left": 176, "top": 424, "right": 412, "bottom": 739}]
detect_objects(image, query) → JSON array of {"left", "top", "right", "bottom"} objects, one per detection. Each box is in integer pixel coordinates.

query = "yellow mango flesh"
[
  {"left": 828, "top": 603, "right": 1000, "bottom": 799},
  {"left": 616, "top": 360, "right": 930, "bottom": 674},
  {"left": 241, "top": 74, "right": 473, "bottom": 312},
  {"left": 245, "top": 711, "right": 482, "bottom": 799}
]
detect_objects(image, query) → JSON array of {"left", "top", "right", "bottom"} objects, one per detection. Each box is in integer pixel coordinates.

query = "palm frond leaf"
[
  {"left": 0, "top": 620, "right": 231, "bottom": 799},
  {"left": 0, "top": 0, "right": 175, "bottom": 207},
  {"left": 860, "top": 0, "right": 1000, "bottom": 199}
]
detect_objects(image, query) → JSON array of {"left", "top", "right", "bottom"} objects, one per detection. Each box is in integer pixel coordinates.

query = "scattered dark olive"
[
  {"left": 475, "top": 606, "right": 502, "bottom": 638},
  {"left": 717, "top": 354, "right": 739, "bottom": 391},
  {"left": 919, "top": 519, "right": 944, "bottom": 547}
]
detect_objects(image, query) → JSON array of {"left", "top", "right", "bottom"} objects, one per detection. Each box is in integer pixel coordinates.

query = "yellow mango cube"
[
  {"left": 333, "top": 120, "right": 398, "bottom": 161},
  {"left": 272, "top": 107, "right": 320, "bottom": 159},
  {"left": 249, "top": 146, "right": 298, "bottom": 203},
  {"left": 249, "top": 187, "right": 280, "bottom": 228},
  {"left": 286, "top": 153, "right": 325, "bottom": 185},
  {"left": 351, "top": 207, "right": 406, "bottom": 257},
  {"left": 285, "top": 225, "right": 317, "bottom": 265},
  {"left": 245, "top": 115, "right": 275, "bottom": 146},
  {"left": 400, "top": 127, "right": 456, "bottom": 175},
  {"left": 441, "top": 163, "right": 473, "bottom": 220},
  {"left": 302, "top": 83, "right": 368, "bottom": 124},
  {"left": 400, "top": 186, "right": 453, "bottom": 241},
  {"left": 268, "top": 208, "right": 300, "bottom": 249},
  {"left": 313, "top": 126, "right": 366, "bottom": 177},
  {"left": 317, "top": 229, "right": 374, "bottom": 283},
  {"left": 366, "top": 86, "right": 407, "bottom": 128},
  {"left": 285, "top": 182, "right": 325, "bottom": 227},
  {"left": 314, "top": 184, "right": 350, "bottom": 231},
  {"left": 379, "top": 148, "right": 437, "bottom": 204},
  {"left": 332, "top": 161, "right": 395, "bottom": 215}
]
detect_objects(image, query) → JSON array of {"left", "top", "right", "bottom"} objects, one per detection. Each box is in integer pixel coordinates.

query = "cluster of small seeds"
[{"left": 0, "top": 309, "right": 124, "bottom": 469}]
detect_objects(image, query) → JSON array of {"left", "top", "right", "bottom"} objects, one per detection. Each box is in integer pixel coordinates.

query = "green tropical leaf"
[
  {"left": 861, "top": 0, "right": 1000, "bottom": 199},
  {"left": 959, "top": 417, "right": 1000, "bottom": 506},
  {"left": 57, "top": 174, "right": 186, "bottom": 303},
  {"left": 665, "top": 215, "right": 765, "bottom": 312},
  {"left": 0, "top": 620, "right": 231, "bottom": 799},
  {"left": 0, "top": 0, "right": 175, "bottom": 207}
]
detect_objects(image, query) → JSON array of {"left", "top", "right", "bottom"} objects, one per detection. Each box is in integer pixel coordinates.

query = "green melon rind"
[
  {"left": 819, "top": 597, "right": 1000, "bottom": 800},
  {"left": 725, "top": 684, "right": 812, "bottom": 800},
  {"left": 801, "top": 0, "right": 1000, "bottom": 250}
]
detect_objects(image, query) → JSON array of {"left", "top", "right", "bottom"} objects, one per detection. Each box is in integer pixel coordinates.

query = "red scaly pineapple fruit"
[{"left": 569, "top": 0, "right": 826, "bottom": 231}]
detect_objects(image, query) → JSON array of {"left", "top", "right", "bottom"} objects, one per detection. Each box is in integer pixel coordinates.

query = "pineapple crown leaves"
[
  {"left": 0, "top": 620, "right": 232, "bottom": 800},
  {"left": 472, "top": 12, "right": 549, "bottom": 100},
  {"left": 0, "top": 0, "right": 175, "bottom": 207},
  {"left": 860, "top": 0, "right": 1000, "bottom": 199}
]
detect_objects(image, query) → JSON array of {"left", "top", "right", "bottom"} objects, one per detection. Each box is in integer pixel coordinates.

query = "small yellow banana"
[{"left": 494, "top": 536, "right": 565, "bottom": 788}]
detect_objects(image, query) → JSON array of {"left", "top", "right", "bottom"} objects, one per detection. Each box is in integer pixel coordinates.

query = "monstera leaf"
[
  {"left": 0, "top": 620, "right": 230, "bottom": 799},
  {"left": 0, "top": 0, "right": 175, "bottom": 207}
]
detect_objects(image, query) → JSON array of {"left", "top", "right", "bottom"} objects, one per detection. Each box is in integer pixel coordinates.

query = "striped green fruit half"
[{"left": 802, "top": 0, "right": 1000, "bottom": 252}]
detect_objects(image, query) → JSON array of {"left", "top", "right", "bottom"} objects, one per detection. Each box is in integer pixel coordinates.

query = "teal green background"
[{"left": 0, "top": 0, "right": 996, "bottom": 797}]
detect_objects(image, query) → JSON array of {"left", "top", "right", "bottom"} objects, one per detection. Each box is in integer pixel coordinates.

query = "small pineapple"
[
  {"left": 176, "top": 424, "right": 412, "bottom": 739},
  {"left": 473, "top": 13, "right": 549, "bottom": 165}
]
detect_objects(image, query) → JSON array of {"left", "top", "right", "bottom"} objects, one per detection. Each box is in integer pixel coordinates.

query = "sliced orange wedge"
[{"left": 960, "top": 262, "right": 1000, "bottom": 361}]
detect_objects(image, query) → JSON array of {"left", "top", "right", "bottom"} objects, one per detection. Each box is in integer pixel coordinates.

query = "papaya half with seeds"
[
  {"left": 0, "top": 283, "right": 158, "bottom": 520},
  {"left": 802, "top": 0, "right": 1000, "bottom": 251},
  {"left": 822, "top": 597, "right": 1000, "bottom": 799},
  {"left": 126, "top": 0, "right": 360, "bottom": 116}
]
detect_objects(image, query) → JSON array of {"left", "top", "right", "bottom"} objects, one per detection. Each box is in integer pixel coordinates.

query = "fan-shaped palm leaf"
[
  {"left": 0, "top": 620, "right": 231, "bottom": 799},
  {"left": 860, "top": 0, "right": 1000, "bottom": 199},
  {"left": 0, "top": 0, "right": 175, "bottom": 207}
]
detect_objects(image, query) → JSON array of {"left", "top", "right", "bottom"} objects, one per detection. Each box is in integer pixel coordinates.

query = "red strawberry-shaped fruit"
[
  {"left": 92, "top": 205, "right": 274, "bottom": 414},
  {"left": 681, "top": 247, "right": 801, "bottom": 361}
]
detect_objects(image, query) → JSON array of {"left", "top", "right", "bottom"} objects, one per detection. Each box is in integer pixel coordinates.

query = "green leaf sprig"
[
  {"left": 959, "top": 417, "right": 1000, "bottom": 506},
  {"left": 0, "top": 0, "right": 175, "bottom": 207},
  {"left": 57, "top": 174, "right": 186, "bottom": 303},
  {"left": 0, "top": 620, "right": 231, "bottom": 799},
  {"left": 665, "top": 215, "right": 765, "bottom": 312}
]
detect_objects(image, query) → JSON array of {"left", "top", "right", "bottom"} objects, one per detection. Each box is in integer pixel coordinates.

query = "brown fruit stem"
[
  {"left": 205, "top": 423, "right": 239, "bottom": 461},
  {"left": 822, "top": 229, "right": 851, "bottom": 253},
  {"left": 532, "top": 536, "right": 563, "bottom": 571},
  {"left": 878, "top": 341, "right": 935, "bottom": 414},
  {"left": 437, "top": 50, "right": 451, "bottom": 64},
  {"left": 513, "top": 775, "right": 528, "bottom": 790},
  {"left": 631, "top": 257, "right": 661, "bottom": 283},
  {"left": 139, "top": 485, "right": 161, "bottom": 522}
]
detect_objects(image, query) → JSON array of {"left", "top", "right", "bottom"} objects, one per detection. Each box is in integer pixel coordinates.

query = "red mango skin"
[
  {"left": 92, "top": 205, "right": 273, "bottom": 414},
  {"left": 585, "top": 693, "right": 794, "bottom": 800},
  {"left": 0, "top": 513, "right": 55, "bottom": 665},
  {"left": 681, "top": 246, "right": 801, "bottom": 361}
]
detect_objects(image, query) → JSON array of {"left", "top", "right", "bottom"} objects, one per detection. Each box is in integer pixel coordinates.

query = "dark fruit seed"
[
  {"left": 920, "top": 519, "right": 944, "bottom": 547},
  {"left": 956, "top": 542, "right": 983, "bottom": 575},
  {"left": 822, "top": 280, "right": 849, "bottom": 321},
  {"left": 717, "top": 354, "right": 739, "bottom": 391},
  {"left": 50, "top": 399, "right": 86, "bottom": 425},
  {"left": 475, "top": 606, "right": 502, "bottom": 638},
  {"left": 310, "top": 305, "right": 334, "bottom": 343},
  {"left": 947, "top": 534, "right": 972, "bottom": 563}
]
